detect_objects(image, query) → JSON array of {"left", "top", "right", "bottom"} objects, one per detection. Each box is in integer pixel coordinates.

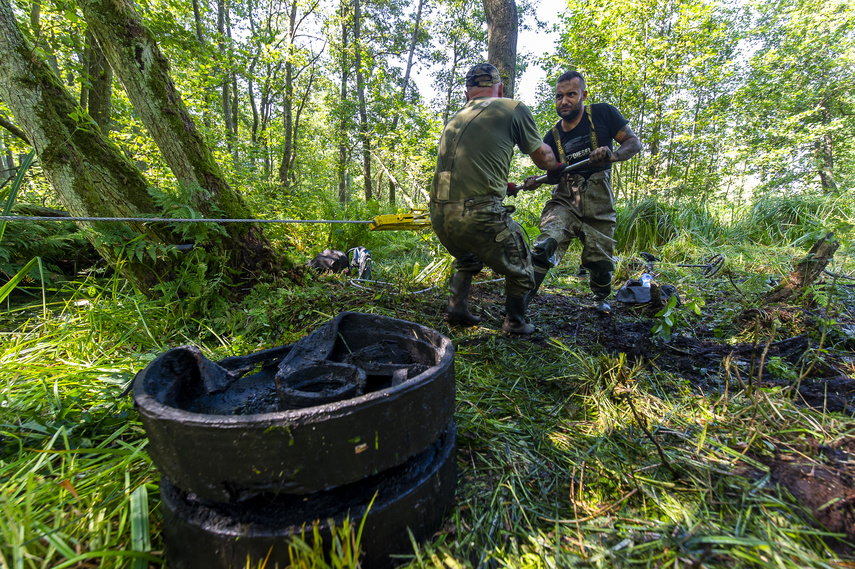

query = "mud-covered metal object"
[
  {"left": 160, "top": 424, "right": 457, "bottom": 569},
  {"left": 133, "top": 312, "right": 456, "bottom": 568},
  {"left": 134, "top": 313, "right": 456, "bottom": 500}
]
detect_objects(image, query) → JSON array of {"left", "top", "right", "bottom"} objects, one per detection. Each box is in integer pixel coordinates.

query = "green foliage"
[
  {"left": 284, "top": 500, "right": 373, "bottom": 569},
  {"left": 651, "top": 294, "right": 704, "bottom": 342},
  {"left": 539, "top": 0, "right": 745, "bottom": 202},
  {"left": 737, "top": 0, "right": 855, "bottom": 194},
  {"left": 2, "top": 215, "right": 854, "bottom": 568},
  {"left": 0, "top": 151, "right": 34, "bottom": 239},
  {"left": 130, "top": 485, "right": 152, "bottom": 569},
  {"left": 0, "top": 215, "right": 95, "bottom": 283}
]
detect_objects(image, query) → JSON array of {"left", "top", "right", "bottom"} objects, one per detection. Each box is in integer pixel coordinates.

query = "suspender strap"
[
  {"left": 551, "top": 123, "right": 567, "bottom": 163},
  {"left": 586, "top": 105, "right": 598, "bottom": 150},
  {"left": 551, "top": 106, "right": 598, "bottom": 166}
]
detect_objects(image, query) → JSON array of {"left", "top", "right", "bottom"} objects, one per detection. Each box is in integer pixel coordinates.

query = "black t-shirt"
[{"left": 543, "top": 103, "right": 629, "bottom": 177}]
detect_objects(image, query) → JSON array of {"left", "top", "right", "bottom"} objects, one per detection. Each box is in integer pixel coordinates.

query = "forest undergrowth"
[{"left": 1, "top": 196, "right": 855, "bottom": 568}]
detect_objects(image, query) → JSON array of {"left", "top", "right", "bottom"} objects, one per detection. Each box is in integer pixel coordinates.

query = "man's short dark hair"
[{"left": 557, "top": 70, "right": 586, "bottom": 89}]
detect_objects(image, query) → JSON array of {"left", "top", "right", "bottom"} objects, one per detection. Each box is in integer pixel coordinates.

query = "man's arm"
[
  {"left": 590, "top": 124, "right": 641, "bottom": 166},
  {"left": 529, "top": 143, "right": 559, "bottom": 171},
  {"left": 519, "top": 143, "right": 564, "bottom": 192},
  {"left": 611, "top": 124, "right": 641, "bottom": 162}
]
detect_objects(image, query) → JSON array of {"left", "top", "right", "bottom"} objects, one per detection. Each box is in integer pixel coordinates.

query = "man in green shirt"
[{"left": 430, "top": 63, "right": 560, "bottom": 334}]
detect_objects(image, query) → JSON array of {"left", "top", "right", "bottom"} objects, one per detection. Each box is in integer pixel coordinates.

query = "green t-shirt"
[{"left": 432, "top": 97, "right": 542, "bottom": 201}]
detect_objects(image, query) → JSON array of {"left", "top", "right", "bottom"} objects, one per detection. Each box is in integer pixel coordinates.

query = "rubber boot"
[
  {"left": 502, "top": 295, "right": 535, "bottom": 335},
  {"left": 591, "top": 271, "right": 613, "bottom": 313},
  {"left": 445, "top": 271, "right": 481, "bottom": 326},
  {"left": 590, "top": 271, "right": 612, "bottom": 296},
  {"left": 524, "top": 270, "right": 548, "bottom": 311}
]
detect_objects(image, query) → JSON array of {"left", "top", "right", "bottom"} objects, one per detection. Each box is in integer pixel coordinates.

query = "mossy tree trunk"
[
  {"left": 75, "top": 0, "right": 279, "bottom": 278},
  {"left": 0, "top": 0, "right": 180, "bottom": 290}
]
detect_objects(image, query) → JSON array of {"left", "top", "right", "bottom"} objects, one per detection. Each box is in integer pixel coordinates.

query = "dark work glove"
[
  {"left": 545, "top": 163, "right": 565, "bottom": 184},
  {"left": 506, "top": 182, "right": 519, "bottom": 197}
]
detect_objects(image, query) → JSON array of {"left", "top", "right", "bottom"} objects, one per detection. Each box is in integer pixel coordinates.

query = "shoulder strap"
[
  {"left": 586, "top": 105, "right": 598, "bottom": 150},
  {"left": 551, "top": 122, "right": 567, "bottom": 163}
]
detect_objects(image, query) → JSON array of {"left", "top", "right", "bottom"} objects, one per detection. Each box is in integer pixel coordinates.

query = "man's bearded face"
[{"left": 555, "top": 79, "right": 585, "bottom": 122}]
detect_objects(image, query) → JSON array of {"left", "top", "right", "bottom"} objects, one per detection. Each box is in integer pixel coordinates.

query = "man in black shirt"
[{"left": 524, "top": 70, "right": 641, "bottom": 312}]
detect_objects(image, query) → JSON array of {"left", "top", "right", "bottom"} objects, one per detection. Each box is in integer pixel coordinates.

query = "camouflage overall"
[
  {"left": 532, "top": 170, "right": 616, "bottom": 298},
  {"left": 430, "top": 197, "right": 534, "bottom": 297}
]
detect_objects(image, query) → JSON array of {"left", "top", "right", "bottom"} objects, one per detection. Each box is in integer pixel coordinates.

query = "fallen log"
[{"left": 764, "top": 232, "right": 839, "bottom": 304}]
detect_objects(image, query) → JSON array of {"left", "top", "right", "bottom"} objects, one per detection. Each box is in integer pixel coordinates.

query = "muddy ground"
[{"left": 446, "top": 271, "right": 855, "bottom": 549}]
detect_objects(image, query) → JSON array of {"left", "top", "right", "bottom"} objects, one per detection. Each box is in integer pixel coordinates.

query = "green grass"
[{"left": 2, "top": 193, "right": 854, "bottom": 568}]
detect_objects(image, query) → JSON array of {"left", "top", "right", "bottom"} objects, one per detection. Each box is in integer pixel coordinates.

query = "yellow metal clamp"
[{"left": 369, "top": 209, "right": 431, "bottom": 231}]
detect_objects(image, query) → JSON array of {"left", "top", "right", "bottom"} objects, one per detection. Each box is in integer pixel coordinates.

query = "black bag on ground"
[
  {"left": 616, "top": 280, "right": 682, "bottom": 306},
  {"left": 308, "top": 249, "right": 350, "bottom": 274},
  {"left": 616, "top": 279, "right": 651, "bottom": 304}
]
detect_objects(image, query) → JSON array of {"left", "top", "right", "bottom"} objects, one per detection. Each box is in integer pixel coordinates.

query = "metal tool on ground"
[
  {"left": 639, "top": 252, "right": 725, "bottom": 278},
  {"left": 678, "top": 253, "right": 725, "bottom": 277}
]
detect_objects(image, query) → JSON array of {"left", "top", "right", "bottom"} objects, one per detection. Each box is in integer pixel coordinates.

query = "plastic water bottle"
[{"left": 641, "top": 273, "right": 652, "bottom": 287}]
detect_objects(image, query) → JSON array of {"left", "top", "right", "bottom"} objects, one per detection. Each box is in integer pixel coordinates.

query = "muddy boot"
[
  {"left": 525, "top": 270, "right": 548, "bottom": 309},
  {"left": 502, "top": 295, "right": 535, "bottom": 335},
  {"left": 590, "top": 271, "right": 613, "bottom": 314},
  {"left": 445, "top": 271, "right": 480, "bottom": 326}
]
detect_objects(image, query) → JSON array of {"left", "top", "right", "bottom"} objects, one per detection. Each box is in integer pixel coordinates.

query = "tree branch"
[{"left": 0, "top": 114, "right": 30, "bottom": 144}]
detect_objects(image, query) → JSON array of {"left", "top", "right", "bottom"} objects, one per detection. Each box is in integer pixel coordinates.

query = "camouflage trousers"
[
  {"left": 430, "top": 195, "right": 534, "bottom": 297},
  {"left": 531, "top": 170, "right": 616, "bottom": 297}
]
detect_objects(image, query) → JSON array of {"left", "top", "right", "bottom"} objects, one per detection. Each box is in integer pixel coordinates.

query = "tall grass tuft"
[
  {"left": 740, "top": 192, "right": 853, "bottom": 246},
  {"left": 616, "top": 198, "right": 680, "bottom": 252},
  {"left": 616, "top": 197, "right": 726, "bottom": 253}
]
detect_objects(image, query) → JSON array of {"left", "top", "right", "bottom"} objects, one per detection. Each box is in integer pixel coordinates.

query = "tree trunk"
[
  {"left": 191, "top": 0, "right": 213, "bottom": 128},
  {"left": 337, "top": 0, "right": 350, "bottom": 204},
  {"left": 86, "top": 32, "right": 112, "bottom": 133},
  {"left": 278, "top": 0, "right": 298, "bottom": 190},
  {"left": 482, "top": 0, "right": 517, "bottom": 99},
  {"left": 442, "top": 41, "right": 463, "bottom": 125},
  {"left": 354, "top": 0, "right": 371, "bottom": 201},
  {"left": 386, "top": 0, "right": 424, "bottom": 205},
  {"left": 763, "top": 233, "right": 839, "bottom": 305},
  {"left": 1, "top": 136, "right": 15, "bottom": 182},
  {"left": 0, "top": 0, "right": 180, "bottom": 289},
  {"left": 815, "top": 104, "right": 837, "bottom": 193},
  {"left": 248, "top": 59, "right": 259, "bottom": 145},
  {"left": 30, "top": 0, "right": 60, "bottom": 76},
  {"left": 218, "top": 0, "right": 233, "bottom": 150},
  {"left": 192, "top": 0, "right": 205, "bottom": 43},
  {"left": 682, "top": 91, "right": 702, "bottom": 193},
  {"left": 75, "top": 0, "right": 279, "bottom": 277},
  {"left": 228, "top": 8, "right": 239, "bottom": 166}
]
